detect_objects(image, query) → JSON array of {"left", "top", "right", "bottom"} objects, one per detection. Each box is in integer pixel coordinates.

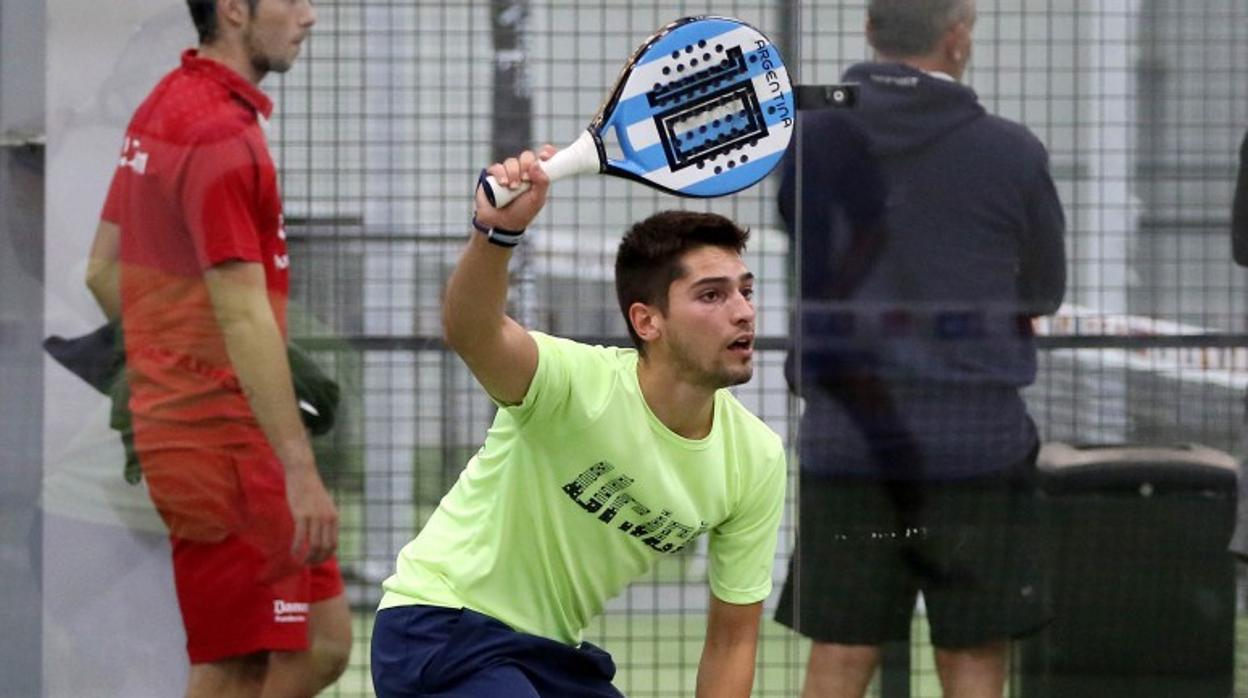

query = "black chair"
[{"left": 1016, "top": 442, "right": 1238, "bottom": 698}]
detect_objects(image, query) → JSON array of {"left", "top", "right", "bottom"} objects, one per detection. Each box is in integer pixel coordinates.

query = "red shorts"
[
  {"left": 172, "top": 536, "right": 343, "bottom": 663},
  {"left": 140, "top": 444, "right": 345, "bottom": 663}
]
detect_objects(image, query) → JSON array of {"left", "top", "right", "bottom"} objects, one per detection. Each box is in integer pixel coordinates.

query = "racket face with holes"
[{"left": 590, "top": 16, "right": 794, "bottom": 198}]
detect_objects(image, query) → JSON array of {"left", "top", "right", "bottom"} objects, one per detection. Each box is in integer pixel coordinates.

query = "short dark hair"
[
  {"left": 186, "top": 0, "right": 259, "bottom": 44},
  {"left": 614, "top": 210, "right": 750, "bottom": 352},
  {"left": 868, "top": 0, "right": 974, "bottom": 57}
]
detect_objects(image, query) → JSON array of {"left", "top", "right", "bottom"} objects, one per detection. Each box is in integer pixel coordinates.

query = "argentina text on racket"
[{"left": 755, "top": 40, "right": 792, "bottom": 127}]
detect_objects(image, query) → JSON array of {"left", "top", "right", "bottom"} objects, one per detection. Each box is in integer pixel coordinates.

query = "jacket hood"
[{"left": 842, "top": 62, "right": 984, "bottom": 156}]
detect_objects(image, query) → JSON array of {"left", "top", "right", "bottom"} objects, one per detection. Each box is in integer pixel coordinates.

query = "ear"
[
  {"left": 946, "top": 20, "right": 972, "bottom": 62},
  {"left": 218, "top": 0, "right": 251, "bottom": 32},
  {"left": 628, "top": 302, "right": 664, "bottom": 346}
]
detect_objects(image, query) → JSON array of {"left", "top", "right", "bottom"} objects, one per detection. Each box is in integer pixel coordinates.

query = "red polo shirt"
[{"left": 103, "top": 49, "right": 289, "bottom": 449}]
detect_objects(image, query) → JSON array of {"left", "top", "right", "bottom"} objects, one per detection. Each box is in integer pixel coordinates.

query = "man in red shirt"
[{"left": 85, "top": 1, "right": 350, "bottom": 695}]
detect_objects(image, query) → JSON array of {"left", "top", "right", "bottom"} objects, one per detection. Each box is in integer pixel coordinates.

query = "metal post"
[
  {"left": 0, "top": 2, "right": 46, "bottom": 695},
  {"left": 784, "top": 2, "right": 908, "bottom": 689},
  {"left": 879, "top": 639, "right": 912, "bottom": 698},
  {"left": 491, "top": 0, "right": 535, "bottom": 328}
]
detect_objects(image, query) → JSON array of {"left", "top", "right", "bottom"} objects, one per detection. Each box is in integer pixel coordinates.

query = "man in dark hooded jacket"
[
  {"left": 774, "top": 1, "right": 1066, "bottom": 696},
  {"left": 1230, "top": 131, "right": 1248, "bottom": 559}
]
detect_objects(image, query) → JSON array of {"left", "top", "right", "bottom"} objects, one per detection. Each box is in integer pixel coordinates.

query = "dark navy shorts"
[{"left": 371, "top": 605, "right": 624, "bottom": 698}]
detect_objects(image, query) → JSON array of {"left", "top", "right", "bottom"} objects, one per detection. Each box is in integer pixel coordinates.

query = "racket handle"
[
  {"left": 478, "top": 131, "right": 602, "bottom": 208},
  {"left": 480, "top": 175, "right": 532, "bottom": 209}
]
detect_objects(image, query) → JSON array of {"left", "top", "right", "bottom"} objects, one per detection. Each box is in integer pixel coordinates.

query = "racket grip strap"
[
  {"left": 471, "top": 213, "right": 525, "bottom": 248},
  {"left": 480, "top": 173, "right": 531, "bottom": 209}
]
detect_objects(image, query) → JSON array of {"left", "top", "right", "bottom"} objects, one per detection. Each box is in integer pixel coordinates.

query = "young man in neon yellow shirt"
[{"left": 371, "top": 146, "right": 787, "bottom": 697}]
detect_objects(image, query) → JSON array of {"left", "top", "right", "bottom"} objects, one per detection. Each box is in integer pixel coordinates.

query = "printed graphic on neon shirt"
[{"left": 562, "top": 461, "right": 709, "bottom": 554}]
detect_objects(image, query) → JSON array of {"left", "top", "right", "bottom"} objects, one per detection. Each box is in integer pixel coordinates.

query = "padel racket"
[{"left": 481, "top": 15, "right": 794, "bottom": 207}]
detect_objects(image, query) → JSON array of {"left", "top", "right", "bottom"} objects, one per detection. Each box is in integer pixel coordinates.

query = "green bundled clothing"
[{"left": 43, "top": 321, "right": 340, "bottom": 484}]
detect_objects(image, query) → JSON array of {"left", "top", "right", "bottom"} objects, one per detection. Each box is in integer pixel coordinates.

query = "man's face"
[
  {"left": 243, "top": 0, "right": 317, "bottom": 76},
  {"left": 656, "top": 245, "right": 756, "bottom": 390}
]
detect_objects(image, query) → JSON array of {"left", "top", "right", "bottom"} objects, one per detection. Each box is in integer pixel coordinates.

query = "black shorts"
[{"left": 775, "top": 450, "right": 1050, "bottom": 649}]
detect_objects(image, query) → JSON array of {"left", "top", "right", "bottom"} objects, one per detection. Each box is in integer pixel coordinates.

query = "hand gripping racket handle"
[{"left": 479, "top": 130, "right": 603, "bottom": 208}]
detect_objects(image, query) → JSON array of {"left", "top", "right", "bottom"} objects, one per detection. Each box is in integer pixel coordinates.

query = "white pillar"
[
  {"left": 1068, "top": 0, "right": 1142, "bottom": 443},
  {"left": 1077, "top": 0, "right": 1141, "bottom": 316}
]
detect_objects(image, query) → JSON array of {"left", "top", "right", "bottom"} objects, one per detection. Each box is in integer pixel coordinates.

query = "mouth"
[{"left": 727, "top": 334, "right": 754, "bottom": 357}]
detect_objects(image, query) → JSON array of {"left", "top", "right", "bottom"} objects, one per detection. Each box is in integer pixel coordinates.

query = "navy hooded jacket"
[{"left": 782, "top": 62, "right": 1066, "bottom": 479}]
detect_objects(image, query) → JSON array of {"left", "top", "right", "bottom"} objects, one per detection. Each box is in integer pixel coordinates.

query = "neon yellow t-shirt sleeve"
[
  {"left": 497, "top": 331, "right": 600, "bottom": 426},
  {"left": 707, "top": 445, "right": 788, "bottom": 604}
]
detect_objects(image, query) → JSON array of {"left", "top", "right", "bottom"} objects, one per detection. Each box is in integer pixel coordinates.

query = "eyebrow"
[{"left": 689, "top": 272, "right": 755, "bottom": 288}]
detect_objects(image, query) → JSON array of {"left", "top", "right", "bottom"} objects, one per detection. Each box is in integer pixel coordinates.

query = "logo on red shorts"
[{"left": 273, "top": 599, "right": 309, "bottom": 624}]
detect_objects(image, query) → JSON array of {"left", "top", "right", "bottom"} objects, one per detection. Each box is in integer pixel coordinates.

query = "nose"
[
  {"left": 302, "top": 0, "right": 318, "bottom": 27},
  {"left": 733, "top": 289, "right": 755, "bottom": 325}
]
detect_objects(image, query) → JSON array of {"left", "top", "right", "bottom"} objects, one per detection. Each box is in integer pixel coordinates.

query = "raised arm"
[
  {"left": 695, "top": 596, "right": 763, "bottom": 698},
  {"left": 442, "top": 146, "right": 553, "bottom": 405},
  {"left": 204, "top": 260, "right": 337, "bottom": 565}
]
